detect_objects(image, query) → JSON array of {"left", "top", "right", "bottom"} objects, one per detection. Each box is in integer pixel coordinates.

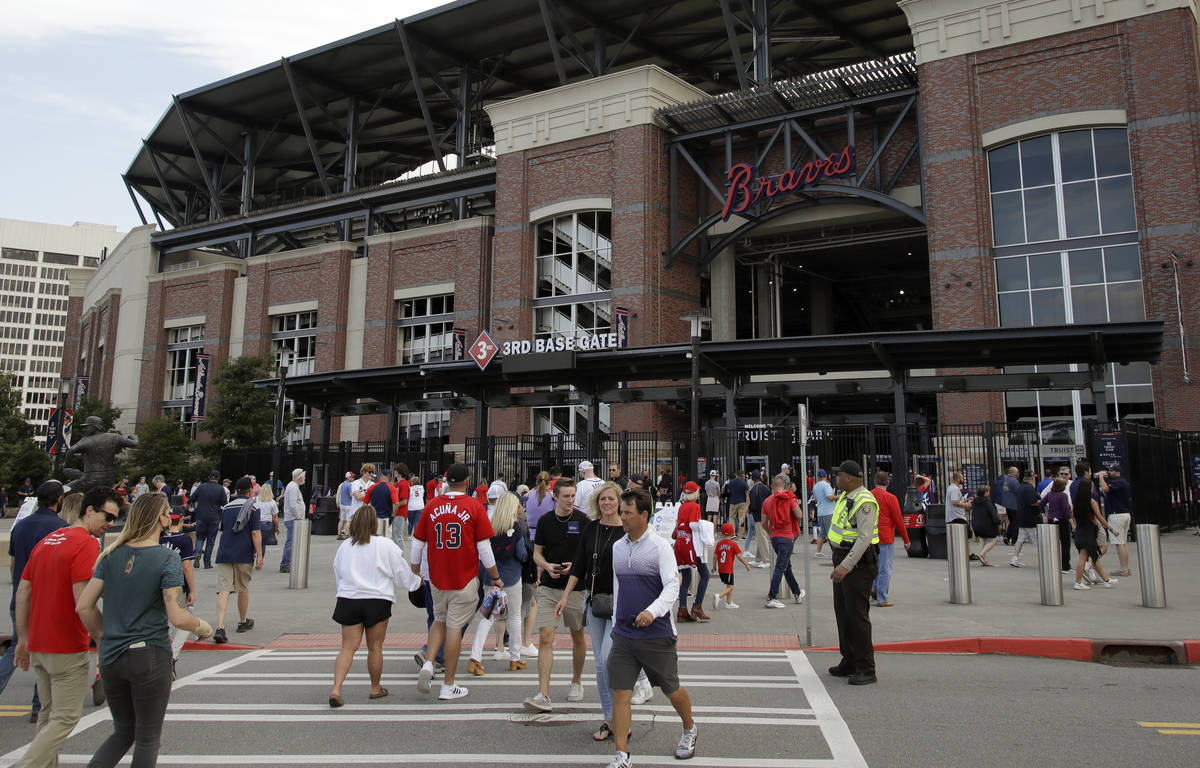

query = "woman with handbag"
[
  {"left": 556, "top": 481, "right": 644, "bottom": 742},
  {"left": 255, "top": 485, "right": 282, "bottom": 556},
  {"left": 466, "top": 493, "right": 529, "bottom": 674}
]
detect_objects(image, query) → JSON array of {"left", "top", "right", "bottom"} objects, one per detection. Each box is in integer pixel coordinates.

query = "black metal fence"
[{"left": 221, "top": 422, "right": 1199, "bottom": 529}]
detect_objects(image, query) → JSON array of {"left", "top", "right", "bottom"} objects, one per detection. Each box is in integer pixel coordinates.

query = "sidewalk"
[{"left": 2, "top": 520, "right": 1197, "bottom": 655}]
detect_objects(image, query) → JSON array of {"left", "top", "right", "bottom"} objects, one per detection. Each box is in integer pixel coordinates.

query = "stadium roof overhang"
[
  {"left": 263, "top": 322, "right": 1165, "bottom": 420},
  {"left": 125, "top": 0, "right": 914, "bottom": 254}
]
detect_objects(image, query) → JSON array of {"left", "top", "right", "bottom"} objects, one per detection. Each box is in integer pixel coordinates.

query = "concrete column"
[
  {"left": 754, "top": 263, "right": 774, "bottom": 339},
  {"left": 809, "top": 277, "right": 834, "bottom": 336},
  {"left": 710, "top": 248, "right": 737, "bottom": 341}
]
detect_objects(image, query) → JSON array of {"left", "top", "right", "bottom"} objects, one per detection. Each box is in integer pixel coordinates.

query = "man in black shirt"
[
  {"left": 191, "top": 471, "right": 228, "bottom": 569},
  {"left": 746, "top": 472, "right": 772, "bottom": 565},
  {"left": 523, "top": 479, "right": 588, "bottom": 713}
]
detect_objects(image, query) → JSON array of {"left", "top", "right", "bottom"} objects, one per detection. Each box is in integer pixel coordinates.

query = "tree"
[
  {"left": 123, "top": 416, "right": 194, "bottom": 484},
  {"left": 73, "top": 395, "right": 122, "bottom": 432},
  {"left": 0, "top": 374, "right": 50, "bottom": 491},
  {"left": 200, "top": 356, "right": 291, "bottom": 461}
]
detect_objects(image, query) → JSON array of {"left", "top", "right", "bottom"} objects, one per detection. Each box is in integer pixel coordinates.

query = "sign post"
[{"left": 799, "top": 403, "right": 812, "bottom": 647}]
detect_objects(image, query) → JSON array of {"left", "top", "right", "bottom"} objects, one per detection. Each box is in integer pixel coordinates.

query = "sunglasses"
[{"left": 104, "top": 512, "right": 118, "bottom": 522}]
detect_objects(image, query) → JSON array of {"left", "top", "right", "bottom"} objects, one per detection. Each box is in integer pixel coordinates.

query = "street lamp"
[
  {"left": 681, "top": 312, "right": 711, "bottom": 483},
  {"left": 53, "top": 378, "right": 71, "bottom": 478},
  {"left": 272, "top": 349, "right": 292, "bottom": 490}
]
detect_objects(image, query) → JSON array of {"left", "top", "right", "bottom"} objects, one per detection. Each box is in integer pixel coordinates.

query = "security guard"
[{"left": 827, "top": 460, "right": 880, "bottom": 685}]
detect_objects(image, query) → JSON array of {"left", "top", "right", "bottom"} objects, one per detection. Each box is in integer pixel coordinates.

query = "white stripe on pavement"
[
  {"left": 163, "top": 712, "right": 816, "bottom": 725},
  {"left": 166, "top": 702, "right": 814, "bottom": 715},
  {"left": 52, "top": 754, "right": 850, "bottom": 767},
  {"left": 786, "top": 650, "right": 869, "bottom": 768}
]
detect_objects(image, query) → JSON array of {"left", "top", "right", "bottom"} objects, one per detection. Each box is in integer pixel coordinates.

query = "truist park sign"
[{"left": 720, "top": 145, "right": 855, "bottom": 221}]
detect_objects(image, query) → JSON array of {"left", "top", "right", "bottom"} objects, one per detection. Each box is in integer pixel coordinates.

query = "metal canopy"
[
  {"left": 125, "top": 0, "right": 912, "bottom": 250},
  {"left": 268, "top": 322, "right": 1165, "bottom": 413}
]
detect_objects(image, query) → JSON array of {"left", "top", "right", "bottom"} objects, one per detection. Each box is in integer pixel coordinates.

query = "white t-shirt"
[
  {"left": 350, "top": 477, "right": 372, "bottom": 512},
  {"left": 14, "top": 496, "right": 37, "bottom": 523},
  {"left": 574, "top": 476, "right": 603, "bottom": 515},
  {"left": 333, "top": 535, "right": 421, "bottom": 601},
  {"left": 408, "top": 483, "right": 425, "bottom": 512},
  {"left": 946, "top": 483, "right": 966, "bottom": 522},
  {"left": 255, "top": 500, "right": 279, "bottom": 527}
]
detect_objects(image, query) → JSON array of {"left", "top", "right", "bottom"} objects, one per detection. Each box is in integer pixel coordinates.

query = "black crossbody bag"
[{"left": 586, "top": 524, "right": 615, "bottom": 619}]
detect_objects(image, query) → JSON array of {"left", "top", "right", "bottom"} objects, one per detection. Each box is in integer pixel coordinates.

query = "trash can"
[
  {"left": 902, "top": 490, "right": 927, "bottom": 558},
  {"left": 924, "top": 504, "right": 947, "bottom": 560},
  {"left": 312, "top": 497, "right": 340, "bottom": 536}
]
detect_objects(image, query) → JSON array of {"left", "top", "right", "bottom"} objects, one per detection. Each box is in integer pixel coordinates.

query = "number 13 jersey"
[{"left": 414, "top": 491, "right": 495, "bottom": 590}]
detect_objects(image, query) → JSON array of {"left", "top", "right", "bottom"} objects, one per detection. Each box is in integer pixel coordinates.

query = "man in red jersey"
[
  {"left": 410, "top": 463, "right": 500, "bottom": 700},
  {"left": 870, "top": 471, "right": 909, "bottom": 607},
  {"left": 13, "top": 488, "right": 121, "bottom": 766}
]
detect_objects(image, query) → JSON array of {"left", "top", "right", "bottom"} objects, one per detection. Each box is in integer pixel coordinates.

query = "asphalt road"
[{"left": 1, "top": 648, "right": 1195, "bottom": 767}]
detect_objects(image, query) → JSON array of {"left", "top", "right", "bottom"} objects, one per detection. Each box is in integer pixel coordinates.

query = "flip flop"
[
  {"left": 368, "top": 687, "right": 390, "bottom": 699},
  {"left": 328, "top": 694, "right": 344, "bottom": 708},
  {"left": 593, "top": 722, "right": 612, "bottom": 741}
]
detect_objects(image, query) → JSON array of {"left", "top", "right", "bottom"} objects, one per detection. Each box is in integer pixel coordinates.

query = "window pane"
[
  {"left": 1093, "top": 129, "right": 1131, "bottom": 177},
  {"left": 991, "top": 191, "right": 1025, "bottom": 246},
  {"left": 995, "top": 257, "right": 1028, "bottom": 291},
  {"left": 535, "top": 256, "right": 554, "bottom": 298},
  {"left": 1104, "top": 244, "right": 1141, "bottom": 281},
  {"left": 1070, "top": 285, "right": 1107, "bottom": 323},
  {"left": 1113, "top": 361, "right": 1152, "bottom": 386},
  {"left": 1028, "top": 252, "right": 1062, "bottom": 288},
  {"left": 998, "top": 292, "right": 1031, "bottom": 326},
  {"left": 1031, "top": 288, "right": 1065, "bottom": 325},
  {"left": 577, "top": 250, "right": 597, "bottom": 293},
  {"left": 1058, "top": 130, "right": 1095, "bottom": 182},
  {"left": 1023, "top": 187, "right": 1059, "bottom": 241},
  {"left": 1106, "top": 282, "right": 1145, "bottom": 322},
  {"left": 1020, "top": 136, "right": 1054, "bottom": 187},
  {"left": 1062, "top": 180, "right": 1100, "bottom": 238},
  {"left": 536, "top": 221, "right": 555, "bottom": 257},
  {"left": 1067, "top": 249, "right": 1103, "bottom": 285},
  {"left": 988, "top": 143, "right": 1022, "bottom": 191},
  {"left": 430, "top": 296, "right": 443, "bottom": 315},
  {"left": 1098, "top": 176, "right": 1136, "bottom": 233}
]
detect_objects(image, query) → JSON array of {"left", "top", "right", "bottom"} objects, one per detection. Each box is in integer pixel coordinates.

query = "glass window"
[
  {"left": 998, "top": 292, "right": 1031, "bottom": 326},
  {"left": 1098, "top": 176, "right": 1136, "bottom": 233},
  {"left": 1070, "top": 285, "right": 1107, "bottom": 324},
  {"left": 1058, "top": 130, "right": 1095, "bottom": 182},
  {"left": 1062, "top": 180, "right": 1099, "bottom": 238},
  {"left": 988, "top": 143, "right": 1021, "bottom": 191},
  {"left": 397, "top": 293, "right": 455, "bottom": 366},
  {"left": 1030, "top": 288, "right": 1065, "bottom": 325},
  {"left": 1019, "top": 136, "right": 1054, "bottom": 187},
  {"left": 1106, "top": 282, "right": 1144, "bottom": 322},
  {"left": 1104, "top": 244, "right": 1141, "bottom": 282},
  {"left": 995, "top": 257, "right": 1028, "bottom": 291},
  {"left": 1067, "top": 249, "right": 1103, "bottom": 285},
  {"left": 1027, "top": 252, "right": 1062, "bottom": 289},
  {"left": 991, "top": 191, "right": 1025, "bottom": 246},
  {"left": 1093, "top": 129, "right": 1131, "bottom": 177},
  {"left": 1023, "top": 187, "right": 1059, "bottom": 242}
]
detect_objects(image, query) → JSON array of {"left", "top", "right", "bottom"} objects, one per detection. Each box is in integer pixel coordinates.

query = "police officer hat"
[{"left": 835, "top": 460, "right": 863, "bottom": 478}]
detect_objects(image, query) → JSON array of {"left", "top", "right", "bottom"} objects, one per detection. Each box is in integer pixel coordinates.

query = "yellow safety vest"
[{"left": 827, "top": 486, "right": 880, "bottom": 546}]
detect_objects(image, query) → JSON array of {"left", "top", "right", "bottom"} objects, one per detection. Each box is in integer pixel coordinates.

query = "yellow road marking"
[
  {"left": 1138, "top": 722, "right": 1200, "bottom": 728},
  {"left": 0, "top": 705, "right": 31, "bottom": 710},
  {"left": 0, "top": 712, "right": 31, "bottom": 717},
  {"left": 1156, "top": 730, "right": 1200, "bottom": 736}
]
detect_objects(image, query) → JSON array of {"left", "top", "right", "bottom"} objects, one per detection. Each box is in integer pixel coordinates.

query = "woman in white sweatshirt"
[{"left": 328, "top": 505, "right": 422, "bottom": 707}]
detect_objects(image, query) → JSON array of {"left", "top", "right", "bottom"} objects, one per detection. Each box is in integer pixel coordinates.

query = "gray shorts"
[{"left": 607, "top": 633, "right": 680, "bottom": 694}]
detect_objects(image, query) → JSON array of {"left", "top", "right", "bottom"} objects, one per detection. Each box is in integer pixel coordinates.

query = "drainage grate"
[{"left": 1095, "top": 643, "right": 1181, "bottom": 666}]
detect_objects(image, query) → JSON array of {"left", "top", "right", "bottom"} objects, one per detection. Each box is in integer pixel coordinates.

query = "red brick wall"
[{"left": 918, "top": 9, "right": 1200, "bottom": 429}]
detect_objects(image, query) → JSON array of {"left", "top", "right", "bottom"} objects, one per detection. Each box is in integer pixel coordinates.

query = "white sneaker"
[
  {"left": 520, "top": 644, "right": 538, "bottom": 656},
  {"left": 493, "top": 650, "right": 509, "bottom": 661},
  {"left": 1009, "top": 558, "right": 1023, "bottom": 568},
  {"left": 438, "top": 683, "right": 468, "bottom": 700},
  {"left": 676, "top": 726, "right": 698, "bottom": 759},
  {"left": 1073, "top": 582, "right": 1091, "bottom": 590},
  {"left": 566, "top": 682, "right": 584, "bottom": 702},
  {"left": 607, "top": 751, "right": 632, "bottom": 768},
  {"left": 523, "top": 692, "right": 552, "bottom": 712},
  {"left": 417, "top": 662, "right": 434, "bottom": 694},
  {"left": 1101, "top": 578, "right": 1118, "bottom": 588},
  {"left": 753, "top": 561, "right": 770, "bottom": 569},
  {"left": 814, "top": 551, "right": 828, "bottom": 559},
  {"left": 711, "top": 593, "right": 719, "bottom": 610},
  {"left": 765, "top": 599, "right": 786, "bottom": 609},
  {"left": 630, "top": 678, "right": 653, "bottom": 705},
  {"left": 793, "top": 589, "right": 807, "bottom": 604},
  {"left": 725, "top": 601, "right": 740, "bottom": 609}
]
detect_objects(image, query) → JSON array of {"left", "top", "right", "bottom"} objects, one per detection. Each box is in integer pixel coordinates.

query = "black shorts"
[
  {"left": 332, "top": 597, "right": 393, "bottom": 628},
  {"left": 607, "top": 633, "right": 680, "bottom": 694},
  {"left": 718, "top": 572, "right": 734, "bottom": 586}
]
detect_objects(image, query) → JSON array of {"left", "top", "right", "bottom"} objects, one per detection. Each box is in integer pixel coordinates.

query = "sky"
[{"left": 0, "top": 0, "right": 443, "bottom": 234}]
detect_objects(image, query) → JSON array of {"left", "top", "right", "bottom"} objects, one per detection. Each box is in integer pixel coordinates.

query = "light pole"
[
  {"left": 53, "top": 378, "right": 71, "bottom": 478},
  {"left": 681, "top": 312, "right": 711, "bottom": 481},
  {"left": 272, "top": 349, "right": 292, "bottom": 488}
]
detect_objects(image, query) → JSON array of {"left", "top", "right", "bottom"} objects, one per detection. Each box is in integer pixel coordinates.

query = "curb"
[
  {"left": 810, "top": 636, "right": 1199, "bottom": 664},
  {"left": 182, "top": 640, "right": 261, "bottom": 651}
]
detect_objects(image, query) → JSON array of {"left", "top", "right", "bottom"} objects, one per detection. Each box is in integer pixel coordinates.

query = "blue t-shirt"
[
  {"left": 191, "top": 481, "right": 227, "bottom": 520},
  {"left": 8, "top": 508, "right": 69, "bottom": 610},
  {"left": 726, "top": 478, "right": 749, "bottom": 505},
  {"left": 813, "top": 480, "right": 837, "bottom": 517},
  {"left": 216, "top": 498, "right": 257, "bottom": 564},
  {"left": 338, "top": 481, "right": 353, "bottom": 507},
  {"left": 159, "top": 531, "right": 195, "bottom": 595},
  {"left": 93, "top": 544, "right": 183, "bottom": 667},
  {"left": 1104, "top": 476, "right": 1132, "bottom": 516},
  {"left": 369, "top": 482, "right": 393, "bottom": 519}
]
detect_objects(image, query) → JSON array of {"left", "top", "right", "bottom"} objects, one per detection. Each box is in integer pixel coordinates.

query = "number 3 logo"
[{"left": 474, "top": 341, "right": 490, "bottom": 360}]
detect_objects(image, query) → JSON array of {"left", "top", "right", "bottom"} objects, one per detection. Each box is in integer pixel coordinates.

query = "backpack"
[{"left": 231, "top": 498, "right": 256, "bottom": 533}]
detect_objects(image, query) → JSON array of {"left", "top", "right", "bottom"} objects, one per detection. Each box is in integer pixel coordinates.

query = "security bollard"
[
  {"left": 289, "top": 519, "right": 311, "bottom": 590},
  {"left": 1036, "top": 523, "right": 1063, "bottom": 606},
  {"left": 376, "top": 517, "right": 390, "bottom": 538},
  {"left": 946, "top": 523, "right": 972, "bottom": 604},
  {"left": 1135, "top": 523, "right": 1167, "bottom": 608}
]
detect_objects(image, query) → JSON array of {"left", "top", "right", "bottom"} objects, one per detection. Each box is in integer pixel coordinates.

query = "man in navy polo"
[{"left": 0, "top": 480, "right": 67, "bottom": 714}]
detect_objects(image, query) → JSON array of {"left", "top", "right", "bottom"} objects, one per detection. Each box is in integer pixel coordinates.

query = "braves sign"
[{"left": 720, "top": 145, "right": 856, "bottom": 221}]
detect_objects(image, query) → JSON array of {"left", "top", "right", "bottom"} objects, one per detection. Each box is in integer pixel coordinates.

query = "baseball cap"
[
  {"left": 721, "top": 522, "right": 734, "bottom": 536},
  {"left": 487, "top": 480, "right": 507, "bottom": 500},
  {"left": 169, "top": 510, "right": 183, "bottom": 520},
  {"left": 36, "top": 480, "right": 65, "bottom": 506},
  {"left": 578, "top": 460, "right": 594, "bottom": 472},
  {"left": 345, "top": 471, "right": 354, "bottom": 479},
  {"left": 627, "top": 473, "right": 645, "bottom": 485},
  {"left": 292, "top": 468, "right": 305, "bottom": 481},
  {"left": 817, "top": 469, "right": 827, "bottom": 477},
  {"left": 709, "top": 469, "right": 718, "bottom": 476},
  {"left": 209, "top": 470, "right": 220, "bottom": 480},
  {"left": 234, "top": 476, "right": 254, "bottom": 493},
  {"left": 780, "top": 463, "right": 791, "bottom": 470},
  {"left": 835, "top": 460, "right": 863, "bottom": 478},
  {"left": 682, "top": 481, "right": 700, "bottom": 493},
  {"left": 445, "top": 463, "right": 470, "bottom": 483},
  {"left": 750, "top": 470, "right": 761, "bottom": 480}
]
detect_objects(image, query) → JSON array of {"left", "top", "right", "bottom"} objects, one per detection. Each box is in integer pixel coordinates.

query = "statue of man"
[{"left": 62, "top": 416, "right": 139, "bottom": 494}]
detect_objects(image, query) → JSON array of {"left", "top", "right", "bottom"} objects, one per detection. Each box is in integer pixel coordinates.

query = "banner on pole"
[{"left": 191, "top": 354, "right": 210, "bottom": 421}]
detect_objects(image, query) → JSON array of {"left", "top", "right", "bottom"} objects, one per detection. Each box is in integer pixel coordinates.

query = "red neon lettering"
[
  {"left": 829, "top": 145, "right": 854, "bottom": 175},
  {"left": 718, "top": 147, "right": 855, "bottom": 221},
  {"left": 721, "top": 163, "right": 755, "bottom": 219}
]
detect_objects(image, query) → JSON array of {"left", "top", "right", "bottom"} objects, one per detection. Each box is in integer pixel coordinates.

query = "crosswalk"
[{"left": 1, "top": 647, "right": 869, "bottom": 767}]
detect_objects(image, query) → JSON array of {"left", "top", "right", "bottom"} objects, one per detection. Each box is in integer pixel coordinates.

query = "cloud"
[{"left": 1, "top": 0, "right": 441, "bottom": 76}]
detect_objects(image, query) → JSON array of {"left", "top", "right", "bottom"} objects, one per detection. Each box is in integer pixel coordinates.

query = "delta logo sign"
[{"left": 720, "top": 145, "right": 855, "bottom": 221}]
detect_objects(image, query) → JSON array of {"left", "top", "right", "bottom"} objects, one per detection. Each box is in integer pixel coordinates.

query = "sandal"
[
  {"left": 328, "top": 694, "right": 344, "bottom": 708},
  {"left": 593, "top": 722, "right": 612, "bottom": 741},
  {"left": 980, "top": 559, "right": 993, "bottom": 567},
  {"left": 369, "top": 687, "right": 390, "bottom": 699}
]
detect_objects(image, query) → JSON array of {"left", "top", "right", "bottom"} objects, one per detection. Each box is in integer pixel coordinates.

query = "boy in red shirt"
[
  {"left": 762, "top": 474, "right": 806, "bottom": 608},
  {"left": 712, "top": 523, "right": 750, "bottom": 609}
]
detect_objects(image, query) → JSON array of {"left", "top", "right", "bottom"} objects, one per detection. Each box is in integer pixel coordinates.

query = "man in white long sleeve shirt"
[
  {"left": 409, "top": 463, "right": 500, "bottom": 700},
  {"left": 280, "top": 469, "right": 306, "bottom": 574},
  {"left": 606, "top": 488, "right": 697, "bottom": 768}
]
